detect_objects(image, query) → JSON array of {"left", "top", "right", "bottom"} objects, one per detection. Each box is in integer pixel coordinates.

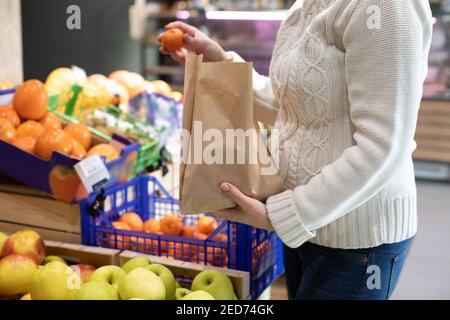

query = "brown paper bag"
[{"left": 180, "top": 54, "right": 284, "bottom": 215}]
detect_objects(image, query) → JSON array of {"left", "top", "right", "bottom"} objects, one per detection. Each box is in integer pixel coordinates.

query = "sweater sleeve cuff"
[{"left": 266, "top": 190, "right": 316, "bottom": 248}]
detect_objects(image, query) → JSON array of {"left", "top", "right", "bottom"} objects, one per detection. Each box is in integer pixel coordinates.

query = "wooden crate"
[
  {"left": 414, "top": 100, "right": 450, "bottom": 163},
  {"left": 45, "top": 240, "right": 120, "bottom": 267},
  {"left": 120, "top": 250, "right": 250, "bottom": 300},
  {"left": 0, "top": 176, "right": 81, "bottom": 244}
]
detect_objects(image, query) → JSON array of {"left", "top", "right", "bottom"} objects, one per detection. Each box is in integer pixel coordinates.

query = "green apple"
[
  {"left": 181, "top": 290, "right": 215, "bottom": 300},
  {"left": 118, "top": 267, "right": 166, "bottom": 300},
  {"left": 0, "top": 254, "right": 38, "bottom": 297},
  {"left": 175, "top": 288, "right": 191, "bottom": 300},
  {"left": 1, "top": 229, "right": 46, "bottom": 264},
  {"left": 0, "top": 232, "right": 8, "bottom": 254},
  {"left": 30, "top": 261, "right": 80, "bottom": 300},
  {"left": 75, "top": 282, "right": 119, "bottom": 300},
  {"left": 122, "top": 256, "right": 151, "bottom": 273},
  {"left": 176, "top": 281, "right": 181, "bottom": 289},
  {"left": 146, "top": 264, "right": 176, "bottom": 300},
  {"left": 89, "top": 265, "right": 126, "bottom": 290},
  {"left": 191, "top": 270, "right": 236, "bottom": 300},
  {"left": 43, "top": 255, "right": 67, "bottom": 265}
]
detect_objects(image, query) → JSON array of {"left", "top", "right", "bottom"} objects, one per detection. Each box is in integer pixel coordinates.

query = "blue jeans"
[{"left": 283, "top": 238, "right": 412, "bottom": 300}]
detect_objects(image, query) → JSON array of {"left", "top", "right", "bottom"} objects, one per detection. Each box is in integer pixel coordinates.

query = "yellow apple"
[
  {"left": 118, "top": 267, "right": 166, "bottom": 300},
  {"left": 75, "top": 282, "right": 119, "bottom": 300},
  {"left": 89, "top": 265, "right": 126, "bottom": 290},
  {"left": 0, "top": 255, "right": 38, "bottom": 297},
  {"left": 1, "top": 230, "right": 46, "bottom": 264},
  {"left": 21, "top": 293, "right": 32, "bottom": 300},
  {"left": 175, "top": 288, "right": 191, "bottom": 300},
  {"left": 43, "top": 255, "right": 67, "bottom": 265},
  {"left": 191, "top": 270, "right": 236, "bottom": 300},
  {"left": 181, "top": 290, "right": 215, "bottom": 300},
  {"left": 30, "top": 261, "right": 80, "bottom": 300},
  {"left": 146, "top": 264, "right": 176, "bottom": 300},
  {"left": 122, "top": 256, "right": 151, "bottom": 273}
]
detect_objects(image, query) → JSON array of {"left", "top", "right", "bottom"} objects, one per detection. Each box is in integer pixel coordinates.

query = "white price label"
[{"left": 74, "top": 154, "right": 110, "bottom": 193}]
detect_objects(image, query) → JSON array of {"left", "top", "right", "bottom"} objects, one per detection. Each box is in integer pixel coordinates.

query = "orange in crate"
[
  {"left": 35, "top": 129, "right": 74, "bottom": 160},
  {"left": 110, "top": 221, "right": 132, "bottom": 249},
  {"left": 160, "top": 215, "right": 183, "bottom": 236},
  {"left": 120, "top": 212, "right": 144, "bottom": 232},
  {"left": 0, "top": 107, "right": 20, "bottom": 128},
  {"left": 180, "top": 225, "right": 199, "bottom": 239},
  {"left": 0, "top": 118, "right": 16, "bottom": 143},
  {"left": 39, "top": 112, "right": 62, "bottom": 131},
  {"left": 143, "top": 218, "right": 161, "bottom": 233},
  {"left": 16, "top": 121, "right": 45, "bottom": 140},
  {"left": 13, "top": 80, "right": 48, "bottom": 120},
  {"left": 13, "top": 136, "right": 36, "bottom": 154},
  {"left": 197, "top": 216, "right": 218, "bottom": 235}
]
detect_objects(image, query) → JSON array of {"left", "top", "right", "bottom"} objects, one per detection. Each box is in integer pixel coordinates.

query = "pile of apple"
[
  {"left": 111, "top": 212, "right": 228, "bottom": 264},
  {"left": 0, "top": 230, "right": 237, "bottom": 300}
]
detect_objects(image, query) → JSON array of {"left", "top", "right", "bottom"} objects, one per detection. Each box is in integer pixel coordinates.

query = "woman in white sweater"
[{"left": 160, "top": 0, "right": 432, "bottom": 299}]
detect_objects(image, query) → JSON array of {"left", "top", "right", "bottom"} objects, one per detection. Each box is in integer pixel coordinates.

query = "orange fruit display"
[
  {"left": 87, "top": 144, "right": 120, "bottom": 162},
  {"left": 180, "top": 225, "right": 199, "bottom": 239},
  {"left": 13, "top": 136, "right": 36, "bottom": 154},
  {"left": 160, "top": 214, "right": 183, "bottom": 236},
  {"left": 39, "top": 112, "right": 62, "bottom": 130},
  {"left": 161, "top": 28, "right": 184, "bottom": 52},
  {"left": 71, "top": 139, "right": 87, "bottom": 159},
  {"left": 111, "top": 221, "right": 132, "bottom": 249},
  {"left": 149, "top": 80, "right": 172, "bottom": 96},
  {"left": 16, "top": 121, "right": 45, "bottom": 140},
  {"left": 48, "top": 165, "right": 81, "bottom": 203},
  {"left": 120, "top": 212, "right": 144, "bottom": 232},
  {"left": 64, "top": 123, "right": 92, "bottom": 150},
  {"left": 197, "top": 216, "right": 218, "bottom": 235},
  {"left": 143, "top": 218, "right": 161, "bottom": 234},
  {"left": 109, "top": 70, "right": 146, "bottom": 98},
  {"left": 0, "top": 118, "right": 16, "bottom": 143},
  {"left": 0, "top": 107, "right": 20, "bottom": 128},
  {"left": 13, "top": 80, "right": 48, "bottom": 120},
  {"left": 35, "top": 129, "right": 74, "bottom": 160}
]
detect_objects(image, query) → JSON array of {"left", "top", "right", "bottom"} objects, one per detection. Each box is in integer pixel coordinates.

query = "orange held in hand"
[
  {"left": 120, "top": 212, "right": 144, "bottom": 232},
  {"left": 13, "top": 80, "right": 48, "bottom": 120},
  {"left": 0, "top": 107, "right": 20, "bottom": 128},
  {"left": 143, "top": 218, "right": 161, "bottom": 233},
  {"left": 64, "top": 123, "right": 92, "bottom": 150},
  {"left": 35, "top": 129, "right": 74, "bottom": 160},
  {"left": 160, "top": 214, "right": 183, "bottom": 236},
  {"left": 16, "top": 121, "right": 45, "bottom": 140},
  {"left": 0, "top": 118, "right": 16, "bottom": 143},
  {"left": 13, "top": 136, "right": 36, "bottom": 154},
  {"left": 39, "top": 112, "right": 62, "bottom": 131},
  {"left": 161, "top": 28, "right": 184, "bottom": 52},
  {"left": 87, "top": 144, "right": 120, "bottom": 162},
  {"left": 197, "top": 216, "right": 218, "bottom": 235}
]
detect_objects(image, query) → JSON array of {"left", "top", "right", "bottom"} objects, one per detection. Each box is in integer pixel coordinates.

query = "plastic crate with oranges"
[{"left": 80, "top": 175, "right": 284, "bottom": 299}]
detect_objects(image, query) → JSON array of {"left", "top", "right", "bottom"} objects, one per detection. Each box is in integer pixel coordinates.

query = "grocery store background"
[{"left": 2, "top": 0, "right": 450, "bottom": 299}]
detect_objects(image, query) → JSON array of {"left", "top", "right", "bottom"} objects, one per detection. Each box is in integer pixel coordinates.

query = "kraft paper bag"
[{"left": 180, "top": 54, "right": 284, "bottom": 215}]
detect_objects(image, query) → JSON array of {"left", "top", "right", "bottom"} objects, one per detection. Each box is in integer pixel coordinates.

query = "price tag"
[{"left": 74, "top": 154, "right": 110, "bottom": 193}]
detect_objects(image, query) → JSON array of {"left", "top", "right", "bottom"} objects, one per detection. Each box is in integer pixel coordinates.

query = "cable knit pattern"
[{"left": 232, "top": 0, "right": 433, "bottom": 249}]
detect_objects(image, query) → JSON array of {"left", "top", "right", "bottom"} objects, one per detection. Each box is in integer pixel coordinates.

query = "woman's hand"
[
  {"left": 157, "top": 21, "right": 231, "bottom": 63},
  {"left": 214, "top": 183, "right": 274, "bottom": 231}
]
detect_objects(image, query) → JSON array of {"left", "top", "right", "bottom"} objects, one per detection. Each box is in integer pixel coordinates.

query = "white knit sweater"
[{"left": 231, "top": 0, "right": 432, "bottom": 249}]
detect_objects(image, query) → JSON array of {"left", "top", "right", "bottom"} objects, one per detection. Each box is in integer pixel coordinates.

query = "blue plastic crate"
[{"left": 80, "top": 175, "right": 284, "bottom": 299}]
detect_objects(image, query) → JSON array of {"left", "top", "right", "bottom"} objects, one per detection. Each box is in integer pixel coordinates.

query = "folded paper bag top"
[{"left": 179, "top": 54, "right": 285, "bottom": 215}]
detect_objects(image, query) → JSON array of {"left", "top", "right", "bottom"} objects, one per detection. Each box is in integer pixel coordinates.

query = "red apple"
[
  {"left": 1, "top": 230, "right": 46, "bottom": 264},
  {"left": 70, "top": 264, "right": 96, "bottom": 283}
]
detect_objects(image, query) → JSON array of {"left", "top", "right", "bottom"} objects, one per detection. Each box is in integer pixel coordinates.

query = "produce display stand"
[
  {"left": 120, "top": 250, "right": 250, "bottom": 300},
  {"left": 0, "top": 175, "right": 81, "bottom": 244}
]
